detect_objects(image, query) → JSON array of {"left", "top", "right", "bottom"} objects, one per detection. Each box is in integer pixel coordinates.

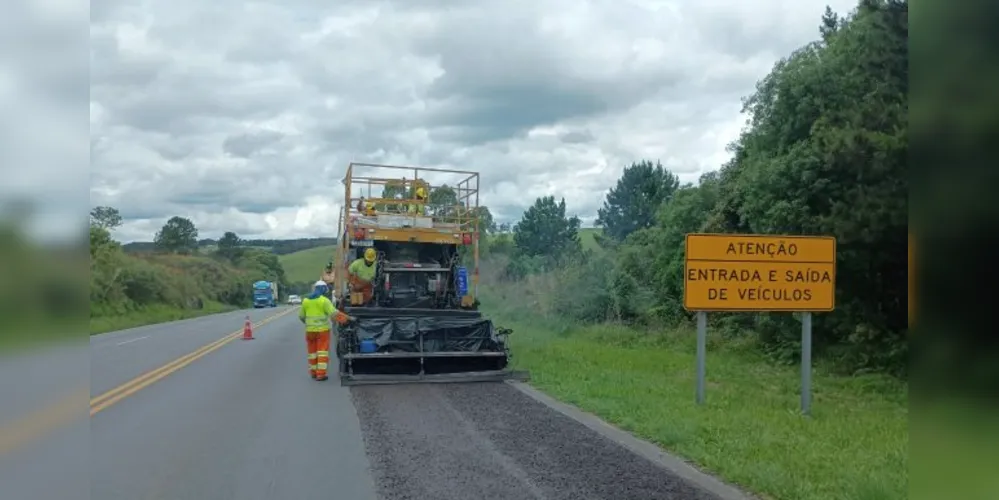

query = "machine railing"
[{"left": 342, "top": 162, "right": 481, "bottom": 233}]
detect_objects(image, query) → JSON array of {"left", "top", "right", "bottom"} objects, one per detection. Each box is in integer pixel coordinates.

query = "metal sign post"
[
  {"left": 801, "top": 312, "right": 812, "bottom": 416},
  {"left": 696, "top": 311, "right": 707, "bottom": 405}
]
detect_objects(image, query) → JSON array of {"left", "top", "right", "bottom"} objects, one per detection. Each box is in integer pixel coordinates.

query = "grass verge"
[
  {"left": 89, "top": 301, "right": 237, "bottom": 335},
  {"left": 482, "top": 299, "right": 907, "bottom": 500}
]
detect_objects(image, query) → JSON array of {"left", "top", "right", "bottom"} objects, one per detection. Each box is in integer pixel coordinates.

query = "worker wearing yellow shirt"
[
  {"left": 348, "top": 247, "right": 377, "bottom": 305},
  {"left": 408, "top": 186, "right": 428, "bottom": 215}
]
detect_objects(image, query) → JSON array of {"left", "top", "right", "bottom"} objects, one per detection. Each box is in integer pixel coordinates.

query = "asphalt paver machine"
[{"left": 322, "top": 162, "right": 529, "bottom": 386}]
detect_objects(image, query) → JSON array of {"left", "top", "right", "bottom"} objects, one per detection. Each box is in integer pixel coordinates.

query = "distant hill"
[
  {"left": 279, "top": 245, "right": 338, "bottom": 284},
  {"left": 123, "top": 237, "right": 337, "bottom": 255}
]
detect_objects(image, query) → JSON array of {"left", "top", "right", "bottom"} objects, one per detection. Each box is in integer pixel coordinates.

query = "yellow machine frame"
[{"left": 329, "top": 162, "right": 481, "bottom": 307}]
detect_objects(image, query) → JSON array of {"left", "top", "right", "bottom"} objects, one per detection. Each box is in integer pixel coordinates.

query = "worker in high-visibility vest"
[
  {"left": 408, "top": 186, "right": 428, "bottom": 215},
  {"left": 348, "top": 247, "right": 377, "bottom": 305},
  {"left": 357, "top": 197, "right": 375, "bottom": 216},
  {"left": 298, "top": 280, "right": 353, "bottom": 381}
]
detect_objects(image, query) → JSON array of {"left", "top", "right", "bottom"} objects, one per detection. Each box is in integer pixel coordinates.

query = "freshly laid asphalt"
[
  {"left": 352, "top": 383, "right": 721, "bottom": 500},
  {"left": 16, "top": 307, "right": 736, "bottom": 500}
]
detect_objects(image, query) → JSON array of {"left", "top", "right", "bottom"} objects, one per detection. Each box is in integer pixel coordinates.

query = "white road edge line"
[
  {"left": 506, "top": 380, "right": 758, "bottom": 500},
  {"left": 116, "top": 336, "right": 149, "bottom": 346}
]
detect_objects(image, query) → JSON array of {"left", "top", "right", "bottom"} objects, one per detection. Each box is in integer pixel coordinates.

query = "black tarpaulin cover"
[{"left": 349, "top": 315, "right": 505, "bottom": 353}]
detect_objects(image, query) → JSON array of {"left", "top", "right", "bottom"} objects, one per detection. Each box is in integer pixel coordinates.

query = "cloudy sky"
[
  {"left": 88, "top": 0, "right": 857, "bottom": 243},
  {"left": 0, "top": 0, "right": 88, "bottom": 242}
]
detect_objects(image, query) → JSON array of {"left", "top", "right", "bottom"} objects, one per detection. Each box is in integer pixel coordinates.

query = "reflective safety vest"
[
  {"left": 349, "top": 258, "right": 376, "bottom": 282},
  {"left": 299, "top": 295, "right": 336, "bottom": 333}
]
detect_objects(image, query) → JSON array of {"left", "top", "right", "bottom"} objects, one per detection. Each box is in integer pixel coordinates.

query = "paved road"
[
  {"left": 11, "top": 307, "right": 738, "bottom": 500},
  {"left": 0, "top": 338, "right": 89, "bottom": 500},
  {"left": 90, "top": 306, "right": 377, "bottom": 500}
]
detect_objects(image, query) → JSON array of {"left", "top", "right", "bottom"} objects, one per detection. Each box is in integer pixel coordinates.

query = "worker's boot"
[{"left": 316, "top": 375, "right": 328, "bottom": 382}]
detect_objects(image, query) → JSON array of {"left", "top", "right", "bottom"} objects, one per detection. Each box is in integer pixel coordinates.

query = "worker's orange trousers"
[
  {"left": 305, "top": 330, "right": 331, "bottom": 380},
  {"left": 349, "top": 276, "right": 374, "bottom": 304}
]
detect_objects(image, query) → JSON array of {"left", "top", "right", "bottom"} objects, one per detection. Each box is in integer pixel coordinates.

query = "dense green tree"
[
  {"left": 596, "top": 160, "right": 680, "bottom": 241},
  {"left": 472, "top": 206, "right": 496, "bottom": 234},
  {"left": 706, "top": 0, "right": 908, "bottom": 371},
  {"left": 513, "top": 196, "right": 581, "bottom": 262},
  {"left": 428, "top": 184, "right": 458, "bottom": 219},
  {"left": 154, "top": 216, "right": 199, "bottom": 254},
  {"left": 90, "top": 206, "right": 123, "bottom": 230},
  {"left": 216, "top": 231, "right": 244, "bottom": 261},
  {"left": 819, "top": 6, "right": 841, "bottom": 41}
]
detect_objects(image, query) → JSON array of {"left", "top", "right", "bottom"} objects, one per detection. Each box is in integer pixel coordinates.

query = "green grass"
[
  {"left": 482, "top": 295, "right": 908, "bottom": 500},
  {"left": 279, "top": 245, "right": 337, "bottom": 283},
  {"left": 89, "top": 301, "right": 237, "bottom": 335},
  {"left": 910, "top": 402, "right": 999, "bottom": 500},
  {"left": 1, "top": 318, "right": 85, "bottom": 352},
  {"left": 578, "top": 227, "right": 601, "bottom": 252}
]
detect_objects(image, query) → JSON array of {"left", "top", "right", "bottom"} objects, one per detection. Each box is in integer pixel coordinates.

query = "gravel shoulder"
[{"left": 351, "top": 382, "right": 723, "bottom": 500}]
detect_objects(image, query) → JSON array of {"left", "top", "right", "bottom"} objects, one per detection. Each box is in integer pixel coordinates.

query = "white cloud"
[{"left": 87, "top": 0, "right": 859, "bottom": 242}]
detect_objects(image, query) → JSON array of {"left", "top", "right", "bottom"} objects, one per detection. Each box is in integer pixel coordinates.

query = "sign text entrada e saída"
[{"left": 683, "top": 234, "right": 836, "bottom": 312}]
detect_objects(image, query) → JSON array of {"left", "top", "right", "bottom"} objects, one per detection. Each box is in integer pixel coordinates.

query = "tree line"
[
  {"left": 123, "top": 237, "right": 339, "bottom": 255},
  {"left": 484, "top": 0, "right": 908, "bottom": 377},
  {"left": 90, "top": 207, "right": 289, "bottom": 319}
]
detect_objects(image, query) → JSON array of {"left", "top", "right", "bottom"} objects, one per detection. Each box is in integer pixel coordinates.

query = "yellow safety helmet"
[{"left": 363, "top": 247, "right": 376, "bottom": 263}]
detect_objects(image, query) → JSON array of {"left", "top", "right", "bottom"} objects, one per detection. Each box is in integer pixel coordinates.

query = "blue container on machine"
[
  {"left": 456, "top": 266, "right": 469, "bottom": 296},
  {"left": 359, "top": 339, "right": 378, "bottom": 353}
]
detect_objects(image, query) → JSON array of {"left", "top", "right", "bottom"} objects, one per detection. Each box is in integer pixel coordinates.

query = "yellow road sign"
[{"left": 683, "top": 234, "right": 836, "bottom": 312}]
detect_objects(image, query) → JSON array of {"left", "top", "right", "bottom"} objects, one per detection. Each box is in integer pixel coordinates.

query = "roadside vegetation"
[
  {"left": 0, "top": 219, "right": 87, "bottom": 349},
  {"left": 89, "top": 207, "right": 290, "bottom": 334},
  {"left": 478, "top": 2, "right": 908, "bottom": 499}
]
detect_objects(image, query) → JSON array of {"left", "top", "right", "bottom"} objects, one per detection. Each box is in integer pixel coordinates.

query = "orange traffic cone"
[{"left": 242, "top": 315, "right": 255, "bottom": 340}]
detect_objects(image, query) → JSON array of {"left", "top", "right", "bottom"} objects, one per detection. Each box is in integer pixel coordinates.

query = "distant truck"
[{"left": 252, "top": 280, "right": 278, "bottom": 308}]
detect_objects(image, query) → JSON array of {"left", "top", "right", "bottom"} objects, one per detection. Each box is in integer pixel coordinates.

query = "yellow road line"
[
  {"left": 0, "top": 387, "right": 89, "bottom": 456},
  {"left": 90, "top": 308, "right": 296, "bottom": 417},
  {"left": 89, "top": 332, "right": 236, "bottom": 408}
]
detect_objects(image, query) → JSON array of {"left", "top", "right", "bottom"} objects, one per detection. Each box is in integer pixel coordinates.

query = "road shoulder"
[{"left": 508, "top": 381, "right": 757, "bottom": 500}]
